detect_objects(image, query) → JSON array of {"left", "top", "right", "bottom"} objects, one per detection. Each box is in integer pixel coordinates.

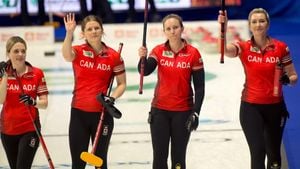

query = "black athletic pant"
[
  {"left": 240, "top": 101, "right": 288, "bottom": 169},
  {"left": 149, "top": 107, "right": 191, "bottom": 169},
  {"left": 1, "top": 131, "right": 39, "bottom": 169},
  {"left": 69, "top": 107, "right": 114, "bottom": 169}
]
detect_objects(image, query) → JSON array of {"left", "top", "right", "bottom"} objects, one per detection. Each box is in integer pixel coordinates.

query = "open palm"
[{"left": 64, "top": 13, "right": 76, "bottom": 33}]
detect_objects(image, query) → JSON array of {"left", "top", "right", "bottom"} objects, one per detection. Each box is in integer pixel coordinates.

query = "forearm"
[
  {"left": 111, "top": 83, "right": 126, "bottom": 100},
  {"left": 35, "top": 99, "right": 48, "bottom": 109},
  {"left": 111, "top": 73, "right": 126, "bottom": 100},
  {"left": 192, "top": 69, "right": 205, "bottom": 114},
  {"left": 285, "top": 63, "right": 298, "bottom": 86},
  {"left": 62, "top": 32, "right": 75, "bottom": 62},
  {"left": 34, "top": 95, "right": 48, "bottom": 109}
]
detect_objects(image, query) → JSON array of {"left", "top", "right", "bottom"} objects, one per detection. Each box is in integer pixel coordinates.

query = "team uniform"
[
  {"left": 234, "top": 37, "right": 292, "bottom": 168},
  {"left": 69, "top": 42, "right": 125, "bottom": 169},
  {"left": 139, "top": 40, "right": 205, "bottom": 169},
  {"left": 0, "top": 62, "right": 48, "bottom": 169}
]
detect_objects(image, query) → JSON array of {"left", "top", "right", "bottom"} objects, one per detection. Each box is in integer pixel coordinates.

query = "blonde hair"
[
  {"left": 6, "top": 36, "right": 27, "bottom": 54},
  {"left": 248, "top": 8, "right": 270, "bottom": 25}
]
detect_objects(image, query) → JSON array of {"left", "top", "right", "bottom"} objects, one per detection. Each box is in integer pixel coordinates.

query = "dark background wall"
[{"left": 0, "top": 0, "right": 300, "bottom": 26}]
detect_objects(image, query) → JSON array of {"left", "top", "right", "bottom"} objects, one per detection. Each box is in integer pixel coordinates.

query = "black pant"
[
  {"left": 1, "top": 131, "right": 39, "bottom": 169},
  {"left": 69, "top": 107, "right": 114, "bottom": 169},
  {"left": 149, "top": 107, "right": 191, "bottom": 169},
  {"left": 240, "top": 101, "right": 288, "bottom": 169}
]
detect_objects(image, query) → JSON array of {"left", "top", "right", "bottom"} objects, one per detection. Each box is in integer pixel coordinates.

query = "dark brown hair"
[
  {"left": 162, "top": 14, "right": 184, "bottom": 30},
  {"left": 81, "top": 15, "right": 103, "bottom": 32}
]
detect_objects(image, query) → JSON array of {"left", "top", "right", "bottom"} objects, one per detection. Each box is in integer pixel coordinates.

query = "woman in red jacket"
[
  {"left": 62, "top": 13, "right": 126, "bottom": 169},
  {"left": 0, "top": 36, "right": 49, "bottom": 169},
  {"left": 218, "top": 8, "right": 298, "bottom": 169},
  {"left": 137, "top": 14, "right": 205, "bottom": 169}
]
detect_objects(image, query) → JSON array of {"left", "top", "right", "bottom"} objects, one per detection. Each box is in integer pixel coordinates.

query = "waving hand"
[{"left": 64, "top": 13, "right": 77, "bottom": 33}]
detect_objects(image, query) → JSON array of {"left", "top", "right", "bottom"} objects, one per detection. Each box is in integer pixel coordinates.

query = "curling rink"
[{"left": 0, "top": 21, "right": 279, "bottom": 168}]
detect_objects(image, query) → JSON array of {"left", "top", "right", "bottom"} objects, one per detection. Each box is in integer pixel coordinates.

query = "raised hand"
[
  {"left": 64, "top": 13, "right": 77, "bottom": 33},
  {"left": 218, "top": 10, "right": 228, "bottom": 30}
]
